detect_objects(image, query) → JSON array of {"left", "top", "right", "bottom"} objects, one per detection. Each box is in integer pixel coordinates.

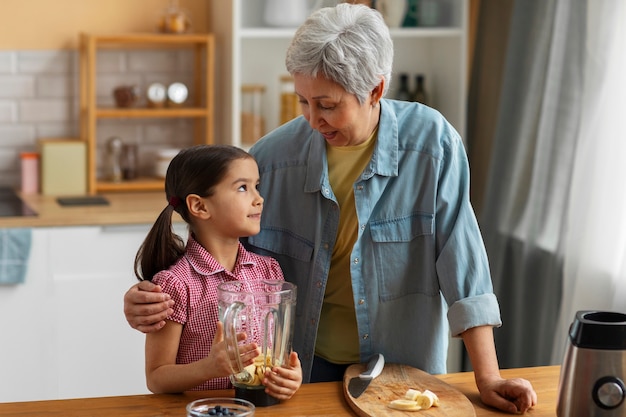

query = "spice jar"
[
  {"left": 20, "top": 152, "right": 39, "bottom": 194},
  {"left": 241, "top": 84, "right": 266, "bottom": 146},
  {"left": 106, "top": 137, "right": 123, "bottom": 183},
  {"left": 280, "top": 75, "right": 301, "bottom": 124},
  {"left": 122, "top": 144, "right": 138, "bottom": 180}
]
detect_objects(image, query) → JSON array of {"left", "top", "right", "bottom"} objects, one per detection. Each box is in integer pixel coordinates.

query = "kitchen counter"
[
  {"left": 0, "top": 191, "right": 180, "bottom": 228},
  {"left": 0, "top": 365, "right": 561, "bottom": 416}
]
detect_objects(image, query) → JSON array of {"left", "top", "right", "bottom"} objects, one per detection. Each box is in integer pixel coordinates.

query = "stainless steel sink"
[{"left": 0, "top": 187, "right": 37, "bottom": 217}]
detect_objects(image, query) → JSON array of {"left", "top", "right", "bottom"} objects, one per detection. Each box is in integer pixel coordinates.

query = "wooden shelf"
[
  {"left": 96, "top": 107, "right": 210, "bottom": 118},
  {"left": 95, "top": 177, "right": 165, "bottom": 192},
  {"left": 79, "top": 32, "right": 215, "bottom": 194}
]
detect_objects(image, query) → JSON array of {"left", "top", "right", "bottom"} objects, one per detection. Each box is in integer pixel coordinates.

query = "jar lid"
[{"left": 21, "top": 152, "right": 39, "bottom": 159}]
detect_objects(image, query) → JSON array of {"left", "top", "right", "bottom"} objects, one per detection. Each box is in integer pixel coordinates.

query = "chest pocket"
[
  {"left": 369, "top": 213, "right": 438, "bottom": 300},
  {"left": 370, "top": 212, "right": 434, "bottom": 242},
  {"left": 247, "top": 228, "right": 313, "bottom": 262}
]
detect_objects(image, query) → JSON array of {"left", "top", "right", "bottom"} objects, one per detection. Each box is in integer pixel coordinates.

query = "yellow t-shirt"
[{"left": 315, "top": 129, "right": 378, "bottom": 364}]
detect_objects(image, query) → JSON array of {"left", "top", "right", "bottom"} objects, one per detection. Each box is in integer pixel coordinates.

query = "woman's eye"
[{"left": 319, "top": 104, "right": 335, "bottom": 111}]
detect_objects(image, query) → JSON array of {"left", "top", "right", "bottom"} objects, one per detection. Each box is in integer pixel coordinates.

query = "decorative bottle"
[
  {"left": 395, "top": 73, "right": 412, "bottom": 101},
  {"left": 412, "top": 74, "right": 429, "bottom": 106}
]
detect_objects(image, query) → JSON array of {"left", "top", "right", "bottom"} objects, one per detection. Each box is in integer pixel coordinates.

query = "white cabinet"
[
  {"left": 0, "top": 223, "right": 185, "bottom": 402},
  {"left": 210, "top": 0, "right": 468, "bottom": 147}
]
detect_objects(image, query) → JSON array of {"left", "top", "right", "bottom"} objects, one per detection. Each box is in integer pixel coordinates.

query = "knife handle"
[{"left": 359, "top": 353, "right": 385, "bottom": 380}]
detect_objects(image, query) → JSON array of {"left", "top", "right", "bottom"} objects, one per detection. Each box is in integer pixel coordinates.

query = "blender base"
[{"left": 234, "top": 385, "right": 280, "bottom": 407}]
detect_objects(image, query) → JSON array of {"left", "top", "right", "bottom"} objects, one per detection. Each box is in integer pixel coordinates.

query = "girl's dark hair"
[{"left": 134, "top": 144, "right": 253, "bottom": 281}]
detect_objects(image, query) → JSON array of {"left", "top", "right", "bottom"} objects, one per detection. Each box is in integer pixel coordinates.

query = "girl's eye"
[{"left": 238, "top": 185, "right": 247, "bottom": 191}]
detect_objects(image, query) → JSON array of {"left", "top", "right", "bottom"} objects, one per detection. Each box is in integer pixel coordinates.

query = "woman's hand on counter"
[
  {"left": 124, "top": 280, "right": 174, "bottom": 333},
  {"left": 479, "top": 376, "right": 537, "bottom": 414}
]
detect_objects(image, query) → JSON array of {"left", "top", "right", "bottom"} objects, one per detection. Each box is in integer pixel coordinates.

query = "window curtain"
[
  {"left": 474, "top": 0, "right": 626, "bottom": 369},
  {"left": 550, "top": 0, "right": 626, "bottom": 362},
  {"left": 476, "top": 0, "right": 585, "bottom": 369}
]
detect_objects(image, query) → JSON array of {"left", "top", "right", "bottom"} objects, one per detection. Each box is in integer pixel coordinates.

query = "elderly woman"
[{"left": 124, "top": 3, "right": 537, "bottom": 413}]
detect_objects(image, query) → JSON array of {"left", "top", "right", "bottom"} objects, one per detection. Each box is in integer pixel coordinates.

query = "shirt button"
[
  {"left": 316, "top": 281, "right": 323, "bottom": 288},
  {"left": 360, "top": 224, "right": 365, "bottom": 230},
  {"left": 353, "top": 258, "right": 359, "bottom": 264},
  {"left": 358, "top": 299, "right": 365, "bottom": 305},
  {"left": 323, "top": 243, "right": 329, "bottom": 250},
  {"left": 356, "top": 185, "right": 363, "bottom": 191},
  {"left": 362, "top": 334, "right": 369, "bottom": 340},
  {"left": 323, "top": 187, "right": 330, "bottom": 195}
]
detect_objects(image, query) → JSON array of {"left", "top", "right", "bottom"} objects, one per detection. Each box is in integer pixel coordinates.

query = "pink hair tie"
[{"left": 168, "top": 196, "right": 181, "bottom": 208}]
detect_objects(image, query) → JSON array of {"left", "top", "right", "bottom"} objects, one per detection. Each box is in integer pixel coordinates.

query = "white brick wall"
[{"left": 0, "top": 48, "right": 196, "bottom": 188}]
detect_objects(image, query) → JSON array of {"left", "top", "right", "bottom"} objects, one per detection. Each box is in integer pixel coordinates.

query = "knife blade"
[{"left": 347, "top": 353, "right": 385, "bottom": 398}]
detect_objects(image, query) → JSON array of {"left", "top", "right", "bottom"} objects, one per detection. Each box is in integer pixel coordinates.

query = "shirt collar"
[
  {"left": 184, "top": 234, "right": 257, "bottom": 277},
  {"left": 370, "top": 99, "right": 399, "bottom": 177},
  {"left": 304, "top": 98, "right": 399, "bottom": 191}
]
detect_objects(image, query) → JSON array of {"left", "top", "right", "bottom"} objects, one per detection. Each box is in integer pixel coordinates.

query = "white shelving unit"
[{"left": 211, "top": 0, "right": 467, "bottom": 148}]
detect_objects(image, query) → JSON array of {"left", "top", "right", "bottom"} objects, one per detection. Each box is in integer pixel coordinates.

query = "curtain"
[
  {"left": 551, "top": 0, "right": 626, "bottom": 362},
  {"left": 476, "top": 0, "right": 586, "bottom": 369},
  {"left": 474, "top": 0, "right": 626, "bottom": 369}
]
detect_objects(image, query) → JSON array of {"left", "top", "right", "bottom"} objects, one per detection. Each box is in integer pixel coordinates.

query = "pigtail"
[{"left": 133, "top": 202, "right": 186, "bottom": 281}]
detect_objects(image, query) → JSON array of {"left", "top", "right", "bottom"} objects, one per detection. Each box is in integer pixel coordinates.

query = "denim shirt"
[{"left": 246, "top": 99, "right": 501, "bottom": 382}]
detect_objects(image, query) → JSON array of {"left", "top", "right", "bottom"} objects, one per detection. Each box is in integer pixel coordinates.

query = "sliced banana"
[
  {"left": 388, "top": 399, "right": 422, "bottom": 411},
  {"left": 404, "top": 388, "right": 422, "bottom": 401},
  {"left": 239, "top": 353, "right": 273, "bottom": 387},
  {"left": 388, "top": 388, "right": 440, "bottom": 411},
  {"left": 423, "top": 389, "right": 440, "bottom": 407},
  {"left": 415, "top": 392, "right": 434, "bottom": 409}
]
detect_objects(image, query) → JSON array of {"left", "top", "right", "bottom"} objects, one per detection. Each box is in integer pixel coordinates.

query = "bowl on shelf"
[{"left": 154, "top": 148, "right": 182, "bottom": 178}]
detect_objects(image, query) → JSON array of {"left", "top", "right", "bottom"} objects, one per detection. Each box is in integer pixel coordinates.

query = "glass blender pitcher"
[{"left": 218, "top": 280, "right": 296, "bottom": 406}]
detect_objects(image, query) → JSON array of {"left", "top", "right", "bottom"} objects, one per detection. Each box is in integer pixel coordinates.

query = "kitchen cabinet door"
[
  {"left": 0, "top": 224, "right": 188, "bottom": 402},
  {"left": 49, "top": 226, "right": 150, "bottom": 400}
]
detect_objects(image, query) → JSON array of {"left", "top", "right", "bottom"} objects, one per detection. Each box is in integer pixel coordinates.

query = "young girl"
[{"left": 134, "top": 144, "right": 302, "bottom": 399}]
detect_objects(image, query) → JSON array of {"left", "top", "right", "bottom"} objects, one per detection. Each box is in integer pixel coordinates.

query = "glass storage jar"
[
  {"left": 241, "top": 84, "right": 266, "bottom": 146},
  {"left": 280, "top": 75, "right": 301, "bottom": 125}
]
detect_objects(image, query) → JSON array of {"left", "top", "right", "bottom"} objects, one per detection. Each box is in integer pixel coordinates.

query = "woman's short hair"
[{"left": 285, "top": 3, "right": 393, "bottom": 104}]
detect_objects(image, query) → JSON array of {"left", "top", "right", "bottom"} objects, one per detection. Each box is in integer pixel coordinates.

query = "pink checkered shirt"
[{"left": 152, "top": 235, "right": 284, "bottom": 391}]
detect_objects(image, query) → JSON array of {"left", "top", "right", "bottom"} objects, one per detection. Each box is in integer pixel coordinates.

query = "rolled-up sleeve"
[{"left": 448, "top": 293, "right": 502, "bottom": 336}]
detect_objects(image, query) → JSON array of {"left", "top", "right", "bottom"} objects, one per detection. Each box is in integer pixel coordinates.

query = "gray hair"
[{"left": 285, "top": 3, "right": 393, "bottom": 104}]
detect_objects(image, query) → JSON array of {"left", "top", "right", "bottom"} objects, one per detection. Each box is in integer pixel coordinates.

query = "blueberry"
[{"left": 205, "top": 404, "right": 236, "bottom": 416}]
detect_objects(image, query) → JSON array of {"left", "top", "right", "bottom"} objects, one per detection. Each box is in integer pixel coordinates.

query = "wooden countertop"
[
  {"left": 0, "top": 365, "right": 561, "bottom": 416},
  {"left": 0, "top": 191, "right": 181, "bottom": 228}
]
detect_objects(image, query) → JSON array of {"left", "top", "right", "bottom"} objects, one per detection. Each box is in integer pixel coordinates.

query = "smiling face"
[
  {"left": 294, "top": 73, "right": 383, "bottom": 147},
  {"left": 204, "top": 157, "right": 263, "bottom": 239}
]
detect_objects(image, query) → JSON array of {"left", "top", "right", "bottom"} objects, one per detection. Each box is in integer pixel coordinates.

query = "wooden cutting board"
[{"left": 343, "top": 363, "right": 476, "bottom": 417}]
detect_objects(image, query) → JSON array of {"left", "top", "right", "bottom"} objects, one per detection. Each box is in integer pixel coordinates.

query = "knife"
[{"left": 347, "top": 353, "right": 385, "bottom": 398}]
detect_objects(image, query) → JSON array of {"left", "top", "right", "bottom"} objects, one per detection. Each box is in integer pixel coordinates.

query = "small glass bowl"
[{"left": 186, "top": 397, "right": 255, "bottom": 417}]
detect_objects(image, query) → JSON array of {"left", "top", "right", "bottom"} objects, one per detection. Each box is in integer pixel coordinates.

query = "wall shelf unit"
[
  {"left": 210, "top": 0, "right": 468, "bottom": 148},
  {"left": 79, "top": 33, "right": 215, "bottom": 194}
]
